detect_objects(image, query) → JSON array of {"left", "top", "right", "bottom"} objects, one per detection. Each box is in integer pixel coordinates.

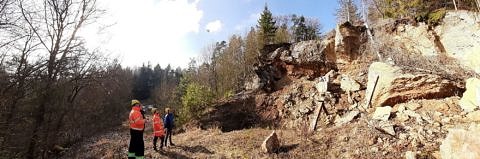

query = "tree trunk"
[
  {"left": 453, "top": 0, "right": 458, "bottom": 10},
  {"left": 476, "top": 0, "right": 480, "bottom": 12},
  {"left": 26, "top": 81, "right": 52, "bottom": 159},
  {"left": 362, "top": 0, "right": 382, "bottom": 61},
  {"left": 346, "top": 0, "right": 351, "bottom": 22}
]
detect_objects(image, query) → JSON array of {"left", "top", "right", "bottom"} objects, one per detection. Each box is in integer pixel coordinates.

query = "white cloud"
[
  {"left": 205, "top": 20, "right": 223, "bottom": 33},
  {"left": 80, "top": 0, "right": 203, "bottom": 68}
]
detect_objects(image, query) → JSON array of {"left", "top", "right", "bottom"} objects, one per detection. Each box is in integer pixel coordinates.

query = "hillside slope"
[{"left": 61, "top": 10, "right": 480, "bottom": 159}]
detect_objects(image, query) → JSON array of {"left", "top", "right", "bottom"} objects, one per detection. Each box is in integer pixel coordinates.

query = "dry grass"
[{"left": 296, "top": 119, "right": 314, "bottom": 141}]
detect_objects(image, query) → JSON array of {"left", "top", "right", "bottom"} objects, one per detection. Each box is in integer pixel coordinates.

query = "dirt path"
[{"left": 60, "top": 125, "right": 303, "bottom": 159}]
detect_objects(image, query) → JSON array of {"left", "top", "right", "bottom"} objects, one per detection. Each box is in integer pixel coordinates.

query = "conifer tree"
[{"left": 257, "top": 4, "right": 277, "bottom": 46}]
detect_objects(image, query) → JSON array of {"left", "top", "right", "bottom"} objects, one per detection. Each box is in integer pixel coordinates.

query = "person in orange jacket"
[
  {"left": 151, "top": 108, "right": 165, "bottom": 151},
  {"left": 128, "top": 100, "right": 145, "bottom": 159}
]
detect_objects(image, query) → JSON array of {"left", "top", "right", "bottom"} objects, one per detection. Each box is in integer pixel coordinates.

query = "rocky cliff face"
[
  {"left": 215, "top": 11, "right": 480, "bottom": 130},
  {"left": 375, "top": 11, "right": 480, "bottom": 74},
  {"left": 435, "top": 11, "right": 480, "bottom": 74},
  {"left": 252, "top": 22, "right": 366, "bottom": 92},
  {"left": 334, "top": 22, "right": 367, "bottom": 64},
  {"left": 196, "top": 10, "right": 480, "bottom": 158}
]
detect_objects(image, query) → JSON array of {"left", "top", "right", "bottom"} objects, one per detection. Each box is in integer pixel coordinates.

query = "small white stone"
[
  {"left": 372, "top": 106, "right": 393, "bottom": 121},
  {"left": 405, "top": 151, "right": 416, "bottom": 159},
  {"left": 399, "top": 133, "right": 408, "bottom": 140}
]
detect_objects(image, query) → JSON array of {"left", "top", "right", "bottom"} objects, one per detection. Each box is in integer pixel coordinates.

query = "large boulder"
[
  {"left": 435, "top": 11, "right": 480, "bottom": 74},
  {"left": 261, "top": 131, "right": 280, "bottom": 153},
  {"left": 365, "top": 62, "right": 460, "bottom": 107},
  {"left": 440, "top": 124, "right": 480, "bottom": 159},
  {"left": 286, "top": 40, "right": 337, "bottom": 78},
  {"left": 459, "top": 78, "right": 480, "bottom": 112},
  {"left": 289, "top": 40, "right": 334, "bottom": 65},
  {"left": 255, "top": 40, "right": 336, "bottom": 88}
]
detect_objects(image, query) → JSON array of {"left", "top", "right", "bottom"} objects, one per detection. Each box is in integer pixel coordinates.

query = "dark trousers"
[
  {"left": 128, "top": 129, "right": 144, "bottom": 159},
  {"left": 153, "top": 136, "right": 164, "bottom": 149},
  {"left": 164, "top": 128, "right": 174, "bottom": 146}
]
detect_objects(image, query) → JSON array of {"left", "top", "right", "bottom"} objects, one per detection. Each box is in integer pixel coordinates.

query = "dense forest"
[{"left": 1, "top": 0, "right": 479, "bottom": 158}]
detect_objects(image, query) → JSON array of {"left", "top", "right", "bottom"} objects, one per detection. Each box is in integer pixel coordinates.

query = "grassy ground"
[{"left": 60, "top": 113, "right": 442, "bottom": 159}]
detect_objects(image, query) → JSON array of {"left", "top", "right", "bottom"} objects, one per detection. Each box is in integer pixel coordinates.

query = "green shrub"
[
  {"left": 427, "top": 8, "right": 447, "bottom": 26},
  {"left": 179, "top": 82, "right": 214, "bottom": 122},
  {"left": 415, "top": 8, "right": 446, "bottom": 26}
]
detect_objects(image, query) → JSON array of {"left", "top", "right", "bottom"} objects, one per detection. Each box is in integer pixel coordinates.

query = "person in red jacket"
[
  {"left": 151, "top": 108, "right": 165, "bottom": 151},
  {"left": 128, "top": 100, "right": 145, "bottom": 159}
]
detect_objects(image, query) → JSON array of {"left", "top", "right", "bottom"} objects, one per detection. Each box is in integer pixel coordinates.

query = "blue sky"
[
  {"left": 191, "top": 0, "right": 339, "bottom": 54},
  {"left": 82, "top": 0, "right": 341, "bottom": 68}
]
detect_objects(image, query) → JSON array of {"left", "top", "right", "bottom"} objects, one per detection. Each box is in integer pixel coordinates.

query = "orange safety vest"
[
  {"left": 129, "top": 106, "right": 145, "bottom": 131},
  {"left": 152, "top": 113, "right": 165, "bottom": 137}
]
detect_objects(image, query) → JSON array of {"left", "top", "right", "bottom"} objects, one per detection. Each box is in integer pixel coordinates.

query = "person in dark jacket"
[{"left": 163, "top": 107, "right": 175, "bottom": 146}]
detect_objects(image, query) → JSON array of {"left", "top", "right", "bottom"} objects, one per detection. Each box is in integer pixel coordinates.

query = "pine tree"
[
  {"left": 257, "top": 4, "right": 277, "bottom": 46},
  {"left": 153, "top": 64, "right": 163, "bottom": 88},
  {"left": 292, "top": 15, "right": 321, "bottom": 42},
  {"left": 133, "top": 64, "right": 154, "bottom": 100},
  {"left": 292, "top": 15, "right": 307, "bottom": 42}
]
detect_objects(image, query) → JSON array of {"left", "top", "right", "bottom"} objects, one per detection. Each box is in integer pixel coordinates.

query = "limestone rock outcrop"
[
  {"left": 383, "top": 11, "right": 480, "bottom": 74},
  {"left": 435, "top": 11, "right": 480, "bottom": 74},
  {"left": 366, "top": 62, "right": 460, "bottom": 107}
]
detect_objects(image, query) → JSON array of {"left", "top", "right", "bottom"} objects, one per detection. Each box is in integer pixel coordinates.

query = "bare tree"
[
  {"left": 337, "top": 0, "right": 362, "bottom": 24},
  {"left": 0, "top": 0, "right": 47, "bottom": 150},
  {"left": 0, "top": 0, "right": 14, "bottom": 27},
  {"left": 0, "top": 0, "right": 133, "bottom": 158},
  {"left": 361, "top": 0, "right": 382, "bottom": 61},
  {"left": 17, "top": 0, "right": 101, "bottom": 157},
  {"left": 0, "top": 28, "right": 41, "bottom": 144}
]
